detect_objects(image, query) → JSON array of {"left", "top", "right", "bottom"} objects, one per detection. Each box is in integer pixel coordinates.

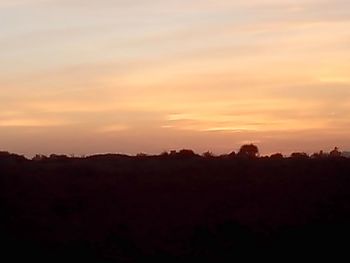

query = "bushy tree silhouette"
[{"left": 238, "top": 144, "right": 259, "bottom": 158}]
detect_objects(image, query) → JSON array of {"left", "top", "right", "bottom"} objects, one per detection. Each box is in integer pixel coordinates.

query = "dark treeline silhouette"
[{"left": 1, "top": 145, "right": 350, "bottom": 262}]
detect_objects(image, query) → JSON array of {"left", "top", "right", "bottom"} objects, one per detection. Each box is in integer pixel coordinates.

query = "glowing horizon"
[{"left": 1, "top": 0, "right": 350, "bottom": 156}]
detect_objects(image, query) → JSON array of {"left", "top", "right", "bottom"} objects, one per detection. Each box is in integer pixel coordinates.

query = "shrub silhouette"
[
  {"left": 178, "top": 149, "right": 197, "bottom": 158},
  {"left": 270, "top": 153, "right": 284, "bottom": 159},
  {"left": 49, "top": 154, "right": 69, "bottom": 161},
  {"left": 32, "top": 154, "right": 47, "bottom": 161},
  {"left": 290, "top": 152, "right": 309, "bottom": 159},
  {"left": 311, "top": 150, "right": 327, "bottom": 159},
  {"left": 228, "top": 151, "right": 236, "bottom": 158},
  {"left": 202, "top": 151, "right": 214, "bottom": 158}
]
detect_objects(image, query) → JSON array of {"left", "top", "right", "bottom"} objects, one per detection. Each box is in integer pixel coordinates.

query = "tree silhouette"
[
  {"left": 238, "top": 144, "right": 259, "bottom": 158},
  {"left": 330, "top": 147, "right": 341, "bottom": 157}
]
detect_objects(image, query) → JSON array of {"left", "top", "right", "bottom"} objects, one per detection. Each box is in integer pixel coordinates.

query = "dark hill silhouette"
[{"left": 1, "top": 146, "right": 350, "bottom": 261}]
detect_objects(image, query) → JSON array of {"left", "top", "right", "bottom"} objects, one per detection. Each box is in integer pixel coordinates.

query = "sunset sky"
[{"left": 1, "top": 0, "right": 349, "bottom": 157}]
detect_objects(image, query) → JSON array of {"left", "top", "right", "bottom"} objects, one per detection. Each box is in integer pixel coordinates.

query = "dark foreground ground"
[{"left": 1, "top": 153, "right": 350, "bottom": 261}]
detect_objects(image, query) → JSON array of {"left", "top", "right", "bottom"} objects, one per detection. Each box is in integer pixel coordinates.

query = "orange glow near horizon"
[{"left": 1, "top": 0, "right": 350, "bottom": 156}]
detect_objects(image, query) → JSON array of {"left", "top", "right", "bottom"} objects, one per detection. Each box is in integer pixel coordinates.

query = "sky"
[{"left": 1, "top": 0, "right": 350, "bottom": 157}]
